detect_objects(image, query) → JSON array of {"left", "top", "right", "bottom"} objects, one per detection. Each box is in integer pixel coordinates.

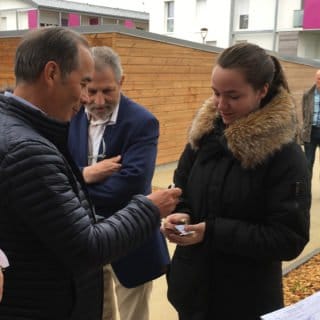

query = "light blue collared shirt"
[{"left": 313, "top": 89, "right": 320, "bottom": 126}]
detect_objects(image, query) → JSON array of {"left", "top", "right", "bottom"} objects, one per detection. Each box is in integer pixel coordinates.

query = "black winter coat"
[
  {"left": 167, "top": 89, "right": 311, "bottom": 320},
  {"left": 0, "top": 95, "right": 160, "bottom": 320}
]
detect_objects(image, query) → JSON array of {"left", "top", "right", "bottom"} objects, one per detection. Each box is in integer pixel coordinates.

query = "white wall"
[
  {"left": 0, "top": 0, "right": 30, "bottom": 10},
  {"left": 233, "top": 0, "right": 249, "bottom": 31},
  {"left": 0, "top": 11, "right": 17, "bottom": 31},
  {"left": 0, "top": 0, "right": 33, "bottom": 31},
  {"left": 0, "top": 0, "right": 149, "bottom": 31},
  {"left": 149, "top": 1, "right": 165, "bottom": 32},
  {"left": 39, "top": 10, "right": 59, "bottom": 26},
  {"left": 149, "top": 0, "right": 231, "bottom": 47},
  {"left": 277, "top": 0, "right": 301, "bottom": 30},
  {"left": 248, "top": 0, "right": 276, "bottom": 30},
  {"left": 233, "top": 32, "right": 274, "bottom": 50},
  {"left": 233, "top": 0, "right": 300, "bottom": 32},
  {"left": 65, "top": 0, "right": 149, "bottom": 12},
  {"left": 149, "top": 0, "right": 308, "bottom": 52},
  {"left": 170, "top": 0, "right": 197, "bottom": 41},
  {"left": 298, "top": 33, "right": 320, "bottom": 60},
  {"left": 17, "top": 10, "right": 28, "bottom": 30},
  {"left": 206, "top": 0, "right": 231, "bottom": 48}
]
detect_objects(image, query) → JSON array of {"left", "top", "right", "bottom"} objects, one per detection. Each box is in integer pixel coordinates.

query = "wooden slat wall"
[
  {"left": 281, "top": 61, "right": 316, "bottom": 126},
  {"left": 92, "top": 33, "right": 214, "bottom": 164},
  {"left": 0, "top": 37, "right": 18, "bottom": 87},
  {"left": 0, "top": 32, "right": 318, "bottom": 164}
]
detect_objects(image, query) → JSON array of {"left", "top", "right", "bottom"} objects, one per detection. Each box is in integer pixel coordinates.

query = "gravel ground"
[{"left": 283, "top": 253, "right": 320, "bottom": 306}]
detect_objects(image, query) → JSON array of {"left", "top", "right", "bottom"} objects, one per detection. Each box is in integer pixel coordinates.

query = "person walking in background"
[
  {"left": 301, "top": 69, "right": 320, "bottom": 178},
  {"left": 68, "top": 46, "right": 170, "bottom": 320},
  {"left": 0, "top": 27, "right": 181, "bottom": 319},
  {"left": 162, "top": 42, "right": 311, "bottom": 320}
]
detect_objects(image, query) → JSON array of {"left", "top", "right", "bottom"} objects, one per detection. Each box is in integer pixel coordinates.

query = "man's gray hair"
[{"left": 91, "top": 46, "right": 123, "bottom": 83}]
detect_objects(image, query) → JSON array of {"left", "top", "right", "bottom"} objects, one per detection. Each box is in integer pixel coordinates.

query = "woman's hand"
[{"left": 161, "top": 213, "right": 206, "bottom": 246}]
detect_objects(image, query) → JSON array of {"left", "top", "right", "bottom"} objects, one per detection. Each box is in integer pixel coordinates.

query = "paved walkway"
[{"left": 149, "top": 150, "right": 320, "bottom": 320}]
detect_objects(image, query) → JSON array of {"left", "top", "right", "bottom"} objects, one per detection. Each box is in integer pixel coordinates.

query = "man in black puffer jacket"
[{"left": 0, "top": 27, "right": 181, "bottom": 320}]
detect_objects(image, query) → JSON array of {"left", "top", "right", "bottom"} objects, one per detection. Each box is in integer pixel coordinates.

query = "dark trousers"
[
  {"left": 304, "top": 126, "right": 320, "bottom": 177},
  {"left": 178, "top": 310, "right": 208, "bottom": 320}
]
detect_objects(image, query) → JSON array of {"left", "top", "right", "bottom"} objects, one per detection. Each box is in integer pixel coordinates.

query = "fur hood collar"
[{"left": 189, "top": 89, "right": 297, "bottom": 169}]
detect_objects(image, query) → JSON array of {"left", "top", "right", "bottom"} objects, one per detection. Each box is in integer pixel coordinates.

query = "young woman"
[{"left": 162, "top": 43, "right": 311, "bottom": 320}]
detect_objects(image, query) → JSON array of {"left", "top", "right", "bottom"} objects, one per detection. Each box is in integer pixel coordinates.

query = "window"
[
  {"left": 61, "top": 18, "right": 68, "bottom": 26},
  {"left": 89, "top": 17, "right": 99, "bottom": 25},
  {"left": 239, "top": 14, "right": 248, "bottom": 29},
  {"left": 293, "top": 9, "right": 303, "bottom": 28},
  {"left": 165, "top": 1, "right": 174, "bottom": 32},
  {"left": 61, "top": 12, "right": 69, "bottom": 27}
]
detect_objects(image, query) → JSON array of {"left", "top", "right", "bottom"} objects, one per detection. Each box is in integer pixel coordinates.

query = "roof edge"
[{"left": 1, "top": 24, "right": 320, "bottom": 68}]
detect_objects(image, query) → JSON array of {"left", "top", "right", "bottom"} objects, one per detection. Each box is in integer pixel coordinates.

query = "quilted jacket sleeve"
[{"left": 2, "top": 139, "right": 160, "bottom": 274}]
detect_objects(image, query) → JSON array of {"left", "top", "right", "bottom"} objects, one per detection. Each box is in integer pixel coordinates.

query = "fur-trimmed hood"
[{"left": 189, "top": 89, "right": 297, "bottom": 169}]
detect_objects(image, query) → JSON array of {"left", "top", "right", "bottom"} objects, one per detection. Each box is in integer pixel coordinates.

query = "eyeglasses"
[{"left": 88, "top": 139, "right": 107, "bottom": 163}]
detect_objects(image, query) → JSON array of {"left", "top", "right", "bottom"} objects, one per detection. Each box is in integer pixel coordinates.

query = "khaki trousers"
[{"left": 102, "top": 264, "right": 152, "bottom": 320}]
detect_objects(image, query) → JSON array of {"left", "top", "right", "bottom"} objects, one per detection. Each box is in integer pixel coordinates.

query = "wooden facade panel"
[
  {"left": 123, "top": 64, "right": 210, "bottom": 75},
  {"left": 0, "top": 37, "right": 19, "bottom": 88},
  {"left": 124, "top": 80, "right": 210, "bottom": 90},
  {"left": 116, "top": 47, "right": 209, "bottom": 58},
  {"left": 122, "top": 73, "right": 212, "bottom": 82},
  {"left": 0, "top": 31, "right": 318, "bottom": 164},
  {"left": 123, "top": 86, "right": 210, "bottom": 98},
  {"left": 121, "top": 56, "right": 213, "bottom": 66}
]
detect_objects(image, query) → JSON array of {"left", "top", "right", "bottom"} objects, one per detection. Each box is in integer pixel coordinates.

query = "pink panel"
[
  {"left": 124, "top": 19, "right": 135, "bottom": 29},
  {"left": 28, "top": 9, "right": 38, "bottom": 29},
  {"left": 303, "top": 0, "right": 320, "bottom": 29},
  {"left": 68, "top": 13, "right": 80, "bottom": 26}
]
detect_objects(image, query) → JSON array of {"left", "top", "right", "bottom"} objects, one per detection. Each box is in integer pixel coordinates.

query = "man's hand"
[
  {"left": 147, "top": 188, "right": 182, "bottom": 218},
  {"left": 83, "top": 155, "right": 121, "bottom": 184}
]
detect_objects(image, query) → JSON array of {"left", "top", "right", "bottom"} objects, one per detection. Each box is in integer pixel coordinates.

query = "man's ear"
[
  {"left": 43, "top": 61, "right": 60, "bottom": 86},
  {"left": 119, "top": 75, "right": 125, "bottom": 86}
]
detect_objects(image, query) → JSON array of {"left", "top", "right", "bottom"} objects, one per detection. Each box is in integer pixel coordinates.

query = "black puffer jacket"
[
  {"left": 167, "top": 89, "right": 311, "bottom": 320},
  {"left": 0, "top": 95, "right": 160, "bottom": 320}
]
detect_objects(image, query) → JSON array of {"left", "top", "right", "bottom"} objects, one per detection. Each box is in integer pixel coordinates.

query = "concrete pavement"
[{"left": 149, "top": 149, "right": 320, "bottom": 320}]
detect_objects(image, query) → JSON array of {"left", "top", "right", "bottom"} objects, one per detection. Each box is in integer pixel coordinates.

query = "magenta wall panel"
[
  {"left": 124, "top": 19, "right": 135, "bottom": 29},
  {"left": 68, "top": 13, "right": 80, "bottom": 26},
  {"left": 303, "top": 0, "right": 320, "bottom": 29},
  {"left": 28, "top": 9, "right": 38, "bottom": 29}
]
